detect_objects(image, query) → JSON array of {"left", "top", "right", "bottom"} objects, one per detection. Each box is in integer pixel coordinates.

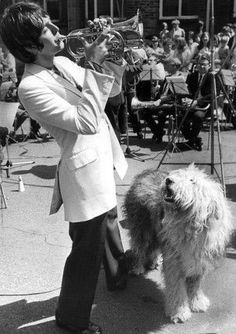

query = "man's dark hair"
[
  {"left": 0, "top": 2, "right": 48, "bottom": 63},
  {"left": 198, "top": 53, "right": 211, "bottom": 64}
]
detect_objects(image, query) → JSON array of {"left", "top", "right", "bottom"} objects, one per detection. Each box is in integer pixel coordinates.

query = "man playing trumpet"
[{"left": 0, "top": 2, "right": 129, "bottom": 334}]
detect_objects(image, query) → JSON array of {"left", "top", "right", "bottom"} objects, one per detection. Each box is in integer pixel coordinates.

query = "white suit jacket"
[{"left": 18, "top": 56, "right": 128, "bottom": 222}]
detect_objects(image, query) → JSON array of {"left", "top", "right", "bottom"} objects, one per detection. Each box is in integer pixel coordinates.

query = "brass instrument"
[
  {"left": 60, "top": 10, "right": 143, "bottom": 62},
  {"left": 131, "top": 96, "right": 162, "bottom": 111}
]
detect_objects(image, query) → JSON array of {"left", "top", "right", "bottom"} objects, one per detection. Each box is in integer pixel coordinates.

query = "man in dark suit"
[{"left": 181, "top": 54, "right": 220, "bottom": 150}]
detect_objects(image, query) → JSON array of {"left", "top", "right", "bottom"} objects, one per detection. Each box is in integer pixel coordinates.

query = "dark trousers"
[
  {"left": 56, "top": 207, "right": 125, "bottom": 328},
  {"left": 105, "top": 92, "right": 127, "bottom": 142},
  {"left": 181, "top": 109, "right": 207, "bottom": 141}
]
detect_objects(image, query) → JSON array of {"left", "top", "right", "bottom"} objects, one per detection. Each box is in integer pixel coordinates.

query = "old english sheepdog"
[{"left": 123, "top": 164, "right": 233, "bottom": 323}]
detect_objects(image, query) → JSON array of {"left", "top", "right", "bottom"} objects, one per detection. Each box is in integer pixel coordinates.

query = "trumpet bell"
[{"left": 65, "top": 28, "right": 124, "bottom": 61}]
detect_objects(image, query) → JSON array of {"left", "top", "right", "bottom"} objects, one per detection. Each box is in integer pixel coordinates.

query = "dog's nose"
[{"left": 165, "top": 177, "right": 173, "bottom": 185}]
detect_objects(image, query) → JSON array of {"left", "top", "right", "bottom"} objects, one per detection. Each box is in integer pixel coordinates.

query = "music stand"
[
  {"left": 165, "top": 76, "right": 189, "bottom": 96},
  {"left": 139, "top": 63, "right": 164, "bottom": 82},
  {"left": 164, "top": 76, "right": 190, "bottom": 153}
]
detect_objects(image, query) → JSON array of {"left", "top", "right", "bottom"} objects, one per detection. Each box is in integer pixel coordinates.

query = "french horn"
[{"left": 60, "top": 10, "right": 143, "bottom": 62}]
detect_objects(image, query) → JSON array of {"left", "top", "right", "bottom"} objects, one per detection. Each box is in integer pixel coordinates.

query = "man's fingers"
[
  {"left": 95, "top": 32, "right": 111, "bottom": 45},
  {"left": 79, "top": 36, "right": 89, "bottom": 48}
]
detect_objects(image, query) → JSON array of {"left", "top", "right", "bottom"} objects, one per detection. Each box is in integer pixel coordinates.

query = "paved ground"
[{"left": 0, "top": 120, "right": 236, "bottom": 334}]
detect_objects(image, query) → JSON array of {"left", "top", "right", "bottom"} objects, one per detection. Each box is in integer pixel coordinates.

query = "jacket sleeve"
[{"left": 18, "top": 68, "right": 114, "bottom": 134}]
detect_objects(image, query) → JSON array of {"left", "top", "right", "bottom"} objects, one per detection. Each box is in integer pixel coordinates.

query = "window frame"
[{"left": 159, "top": 0, "right": 198, "bottom": 20}]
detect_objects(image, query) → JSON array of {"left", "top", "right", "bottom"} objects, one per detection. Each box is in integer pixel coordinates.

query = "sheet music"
[
  {"left": 139, "top": 63, "right": 165, "bottom": 81},
  {"left": 220, "top": 69, "right": 235, "bottom": 86},
  {"left": 165, "top": 76, "right": 189, "bottom": 95}
]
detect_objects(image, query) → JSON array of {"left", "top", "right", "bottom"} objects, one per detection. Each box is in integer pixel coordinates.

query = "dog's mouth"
[{"left": 163, "top": 185, "right": 175, "bottom": 202}]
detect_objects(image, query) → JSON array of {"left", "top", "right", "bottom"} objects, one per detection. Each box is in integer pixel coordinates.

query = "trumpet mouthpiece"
[{"left": 58, "top": 35, "right": 66, "bottom": 41}]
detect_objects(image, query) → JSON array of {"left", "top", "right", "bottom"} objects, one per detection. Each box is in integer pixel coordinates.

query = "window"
[
  {"left": 85, "top": 0, "right": 124, "bottom": 20},
  {"left": 160, "top": 0, "right": 198, "bottom": 20}
]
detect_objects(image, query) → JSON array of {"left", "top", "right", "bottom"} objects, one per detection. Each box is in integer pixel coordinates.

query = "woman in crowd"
[
  {"left": 151, "top": 35, "right": 165, "bottom": 60},
  {"left": 159, "top": 22, "right": 170, "bottom": 44},
  {"left": 170, "top": 19, "right": 185, "bottom": 40},
  {"left": 195, "top": 32, "right": 211, "bottom": 58},
  {"left": 170, "top": 37, "right": 192, "bottom": 73},
  {"left": 215, "top": 34, "right": 230, "bottom": 68}
]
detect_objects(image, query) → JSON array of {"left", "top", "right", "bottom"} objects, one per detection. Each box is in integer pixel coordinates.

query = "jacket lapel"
[{"left": 24, "top": 63, "right": 82, "bottom": 98}]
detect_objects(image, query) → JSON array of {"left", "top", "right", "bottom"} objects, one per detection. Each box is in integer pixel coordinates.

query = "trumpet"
[{"left": 60, "top": 10, "right": 143, "bottom": 62}]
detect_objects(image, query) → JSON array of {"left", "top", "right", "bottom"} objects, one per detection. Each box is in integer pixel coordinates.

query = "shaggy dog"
[{"left": 123, "top": 164, "right": 232, "bottom": 323}]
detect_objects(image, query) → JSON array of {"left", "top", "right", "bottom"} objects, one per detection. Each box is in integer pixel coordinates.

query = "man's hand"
[{"left": 82, "top": 32, "right": 110, "bottom": 65}]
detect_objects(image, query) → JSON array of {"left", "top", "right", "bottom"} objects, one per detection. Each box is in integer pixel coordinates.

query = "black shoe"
[
  {"left": 152, "top": 134, "right": 157, "bottom": 141},
  {"left": 194, "top": 137, "right": 203, "bottom": 151},
  {"left": 186, "top": 140, "right": 202, "bottom": 151},
  {"left": 153, "top": 130, "right": 165, "bottom": 143},
  {"left": 195, "top": 136, "right": 202, "bottom": 144},
  {"left": 156, "top": 136, "right": 163, "bottom": 143},
  {"left": 194, "top": 142, "right": 203, "bottom": 151},
  {"left": 186, "top": 140, "right": 194, "bottom": 148},
  {"left": 55, "top": 311, "right": 102, "bottom": 334},
  {"left": 152, "top": 135, "right": 163, "bottom": 143}
]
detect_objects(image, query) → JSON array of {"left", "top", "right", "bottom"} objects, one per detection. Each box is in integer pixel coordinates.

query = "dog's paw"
[
  {"left": 170, "top": 306, "right": 192, "bottom": 323},
  {"left": 190, "top": 293, "right": 210, "bottom": 312}
]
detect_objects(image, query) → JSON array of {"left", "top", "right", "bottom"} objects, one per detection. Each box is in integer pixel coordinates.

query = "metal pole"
[
  {"left": 85, "top": 0, "right": 88, "bottom": 21},
  {"left": 206, "top": 0, "right": 210, "bottom": 32},
  {"left": 210, "top": 0, "right": 215, "bottom": 175},
  {"left": 110, "top": 0, "right": 114, "bottom": 18},
  {"left": 94, "top": 0, "right": 97, "bottom": 19},
  {"left": 209, "top": 0, "right": 225, "bottom": 191}
]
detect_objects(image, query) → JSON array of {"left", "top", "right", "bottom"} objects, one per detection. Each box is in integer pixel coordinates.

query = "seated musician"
[
  {"left": 131, "top": 54, "right": 163, "bottom": 140},
  {"left": 154, "top": 56, "right": 185, "bottom": 143},
  {"left": 181, "top": 53, "right": 221, "bottom": 150}
]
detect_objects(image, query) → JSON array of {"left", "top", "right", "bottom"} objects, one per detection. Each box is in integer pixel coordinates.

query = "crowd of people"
[
  {"left": 1, "top": 17, "right": 236, "bottom": 149},
  {"left": 109, "top": 18, "right": 236, "bottom": 151}
]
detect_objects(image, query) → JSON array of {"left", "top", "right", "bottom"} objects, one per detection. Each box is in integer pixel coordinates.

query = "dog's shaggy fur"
[{"left": 123, "top": 164, "right": 233, "bottom": 323}]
